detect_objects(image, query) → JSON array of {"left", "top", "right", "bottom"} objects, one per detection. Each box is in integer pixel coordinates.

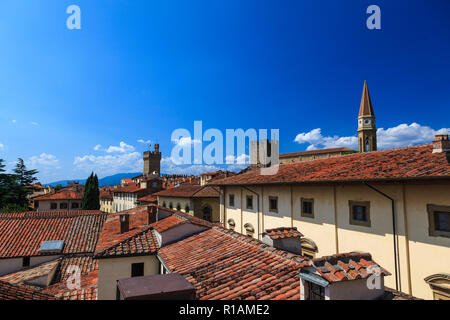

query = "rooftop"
[
  {"left": 33, "top": 188, "right": 83, "bottom": 201},
  {"left": 0, "top": 210, "right": 107, "bottom": 258},
  {"left": 280, "top": 147, "right": 355, "bottom": 158},
  {"left": 263, "top": 227, "right": 303, "bottom": 240},
  {"left": 0, "top": 280, "right": 57, "bottom": 300},
  {"left": 154, "top": 185, "right": 219, "bottom": 198},
  {"left": 212, "top": 144, "right": 450, "bottom": 186}
]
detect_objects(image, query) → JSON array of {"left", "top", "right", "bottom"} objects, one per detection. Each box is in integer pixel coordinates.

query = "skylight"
[{"left": 38, "top": 240, "right": 65, "bottom": 254}]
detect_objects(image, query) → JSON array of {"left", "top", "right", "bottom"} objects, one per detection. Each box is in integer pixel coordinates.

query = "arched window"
[
  {"left": 202, "top": 205, "right": 212, "bottom": 222},
  {"left": 244, "top": 223, "right": 255, "bottom": 238},
  {"left": 365, "top": 138, "right": 370, "bottom": 152},
  {"left": 162, "top": 201, "right": 166, "bottom": 208},
  {"left": 169, "top": 202, "right": 173, "bottom": 209},
  {"left": 425, "top": 273, "right": 450, "bottom": 300},
  {"left": 176, "top": 203, "right": 181, "bottom": 211},
  {"left": 227, "top": 218, "right": 236, "bottom": 230},
  {"left": 185, "top": 204, "right": 190, "bottom": 213}
]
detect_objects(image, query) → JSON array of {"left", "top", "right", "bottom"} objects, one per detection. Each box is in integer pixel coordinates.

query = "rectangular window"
[
  {"left": 349, "top": 201, "right": 371, "bottom": 227},
  {"left": 71, "top": 202, "right": 79, "bottom": 209},
  {"left": 427, "top": 204, "right": 450, "bottom": 238},
  {"left": 301, "top": 198, "right": 314, "bottom": 218},
  {"left": 229, "top": 194, "right": 235, "bottom": 207},
  {"left": 22, "top": 257, "right": 30, "bottom": 267},
  {"left": 308, "top": 283, "right": 325, "bottom": 300},
  {"left": 246, "top": 195, "right": 253, "bottom": 210},
  {"left": 131, "top": 263, "right": 144, "bottom": 277},
  {"left": 269, "top": 196, "right": 278, "bottom": 213},
  {"left": 60, "top": 202, "right": 68, "bottom": 209},
  {"left": 50, "top": 202, "right": 57, "bottom": 210}
]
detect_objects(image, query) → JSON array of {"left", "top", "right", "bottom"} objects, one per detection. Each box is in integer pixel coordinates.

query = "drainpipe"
[
  {"left": 364, "top": 182, "right": 399, "bottom": 292},
  {"left": 242, "top": 186, "right": 260, "bottom": 240}
]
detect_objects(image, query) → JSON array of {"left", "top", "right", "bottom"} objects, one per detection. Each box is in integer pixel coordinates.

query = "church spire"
[
  {"left": 357, "top": 80, "right": 377, "bottom": 152},
  {"left": 358, "top": 80, "right": 375, "bottom": 117}
]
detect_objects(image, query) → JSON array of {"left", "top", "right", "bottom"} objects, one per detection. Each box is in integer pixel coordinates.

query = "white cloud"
[
  {"left": 294, "top": 123, "right": 450, "bottom": 151},
  {"left": 11, "top": 120, "right": 16, "bottom": 124},
  {"left": 137, "top": 139, "right": 151, "bottom": 144},
  {"left": 30, "top": 122, "right": 38, "bottom": 126},
  {"left": 27, "top": 153, "right": 60, "bottom": 169},
  {"left": 161, "top": 157, "right": 221, "bottom": 175},
  {"left": 0, "top": 143, "right": 4, "bottom": 151},
  {"left": 73, "top": 152, "right": 143, "bottom": 176},
  {"left": 377, "top": 123, "right": 450, "bottom": 149},
  {"left": 105, "top": 141, "right": 135, "bottom": 153},
  {"left": 94, "top": 144, "right": 102, "bottom": 151}
]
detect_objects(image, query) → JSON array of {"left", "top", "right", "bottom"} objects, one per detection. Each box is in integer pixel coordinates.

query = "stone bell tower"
[
  {"left": 143, "top": 144, "right": 161, "bottom": 177},
  {"left": 357, "top": 80, "right": 377, "bottom": 153}
]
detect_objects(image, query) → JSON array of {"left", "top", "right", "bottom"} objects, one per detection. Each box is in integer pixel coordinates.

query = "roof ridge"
[{"left": 94, "top": 225, "right": 155, "bottom": 257}]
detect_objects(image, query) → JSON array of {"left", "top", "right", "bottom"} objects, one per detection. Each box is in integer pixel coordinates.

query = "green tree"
[
  {"left": 82, "top": 172, "right": 100, "bottom": 210},
  {"left": 10, "top": 158, "right": 38, "bottom": 208}
]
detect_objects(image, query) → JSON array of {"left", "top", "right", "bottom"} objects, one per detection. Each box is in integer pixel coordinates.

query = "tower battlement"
[{"left": 143, "top": 144, "right": 161, "bottom": 176}]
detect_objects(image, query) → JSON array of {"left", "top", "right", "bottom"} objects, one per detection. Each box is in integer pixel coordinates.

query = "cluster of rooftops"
[
  {"left": 2, "top": 137, "right": 447, "bottom": 300},
  {"left": 0, "top": 203, "right": 411, "bottom": 300}
]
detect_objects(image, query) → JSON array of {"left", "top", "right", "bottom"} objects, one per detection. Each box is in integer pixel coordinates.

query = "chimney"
[
  {"left": 119, "top": 214, "right": 130, "bottom": 233},
  {"left": 433, "top": 134, "right": 450, "bottom": 154},
  {"left": 147, "top": 206, "right": 157, "bottom": 224}
]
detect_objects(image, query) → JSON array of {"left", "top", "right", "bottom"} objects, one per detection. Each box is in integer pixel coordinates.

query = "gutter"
[{"left": 364, "top": 182, "right": 400, "bottom": 292}]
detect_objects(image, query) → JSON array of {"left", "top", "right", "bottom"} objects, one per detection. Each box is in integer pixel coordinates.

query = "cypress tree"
[{"left": 82, "top": 172, "right": 100, "bottom": 210}]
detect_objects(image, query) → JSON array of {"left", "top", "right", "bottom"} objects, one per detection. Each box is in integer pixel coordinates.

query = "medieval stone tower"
[
  {"left": 358, "top": 80, "right": 377, "bottom": 153},
  {"left": 143, "top": 144, "right": 161, "bottom": 176}
]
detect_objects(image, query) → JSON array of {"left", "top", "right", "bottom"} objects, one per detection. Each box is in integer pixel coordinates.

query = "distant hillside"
[{"left": 45, "top": 172, "right": 141, "bottom": 187}]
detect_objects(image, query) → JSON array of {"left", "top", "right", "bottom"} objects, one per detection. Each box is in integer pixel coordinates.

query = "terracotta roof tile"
[
  {"left": 212, "top": 144, "right": 450, "bottom": 185},
  {"left": 0, "top": 211, "right": 107, "bottom": 258},
  {"left": 0, "top": 280, "right": 56, "bottom": 300},
  {"left": 263, "top": 227, "right": 303, "bottom": 240},
  {"left": 159, "top": 226, "right": 310, "bottom": 300}
]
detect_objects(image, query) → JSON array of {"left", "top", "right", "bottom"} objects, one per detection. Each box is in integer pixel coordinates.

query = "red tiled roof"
[
  {"left": 112, "top": 185, "right": 142, "bottom": 193},
  {"left": 33, "top": 188, "right": 83, "bottom": 201},
  {"left": 154, "top": 185, "right": 219, "bottom": 198},
  {"left": 0, "top": 259, "right": 60, "bottom": 286},
  {"left": 0, "top": 210, "right": 107, "bottom": 258},
  {"left": 100, "top": 190, "right": 113, "bottom": 200},
  {"left": 39, "top": 255, "right": 98, "bottom": 300},
  {"left": 159, "top": 226, "right": 309, "bottom": 300},
  {"left": 137, "top": 194, "right": 157, "bottom": 202},
  {"left": 280, "top": 147, "right": 355, "bottom": 158},
  {"left": 310, "top": 252, "right": 390, "bottom": 283},
  {"left": 43, "top": 270, "right": 98, "bottom": 300},
  {"left": 263, "top": 227, "right": 303, "bottom": 240},
  {"left": 212, "top": 144, "right": 450, "bottom": 185},
  {"left": 94, "top": 206, "right": 186, "bottom": 258},
  {"left": 0, "top": 280, "right": 57, "bottom": 300}
]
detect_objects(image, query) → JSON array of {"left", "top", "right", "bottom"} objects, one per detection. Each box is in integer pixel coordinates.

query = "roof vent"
[
  {"left": 262, "top": 227, "right": 303, "bottom": 255},
  {"left": 38, "top": 240, "right": 65, "bottom": 254},
  {"left": 119, "top": 214, "right": 130, "bottom": 233},
  {"left": 433, "top": 134, "right": 450, "bottom": 155}
]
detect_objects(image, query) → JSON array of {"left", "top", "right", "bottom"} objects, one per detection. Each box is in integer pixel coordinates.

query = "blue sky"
[{"left": 0, "top": 0, "right": 449, "bottom": 183}]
